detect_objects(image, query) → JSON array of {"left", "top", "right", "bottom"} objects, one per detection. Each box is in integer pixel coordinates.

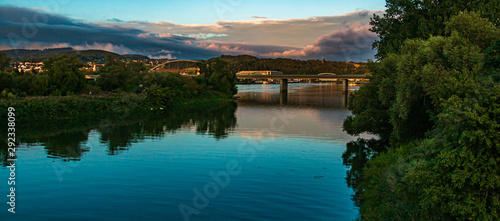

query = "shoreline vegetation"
[
  {"left": 0, "top": 92, "right": 233, "bottom": 122},
  {"left": 0, "top": 52, "right": 238, "bottom": 122},
  {"left": 342, "top": 3, "right": 499, "bottom": 220}
]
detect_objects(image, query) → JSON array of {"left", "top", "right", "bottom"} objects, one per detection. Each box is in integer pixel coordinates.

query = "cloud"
[
  {"left": 262, "top": 23, "right": 378, "bottom": 61},
  {"left": 249, "top": 16, "right": 268, "bottom": 19},
  {"left": 72, "top": 42, "right": 136, "bottom": 55},
  {"left": 0, "top": 6, "right": 381, "bottom": 61},
  {"left": 113, "top": 10, "right": 383, "bottom": 48},
  {"left": 0, "top": 6, "right": 218, "bottom": 59},
  {"left": 186, "top": 33, "right": 228, "bottom": 39}
]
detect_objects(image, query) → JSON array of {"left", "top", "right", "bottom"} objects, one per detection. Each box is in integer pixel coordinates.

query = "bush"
[
  {"left": 145, "top": 85, "right": 174, "bottom": 108},
  {"left": 42, "top": 55, "right": 86, "bottom": 96}
]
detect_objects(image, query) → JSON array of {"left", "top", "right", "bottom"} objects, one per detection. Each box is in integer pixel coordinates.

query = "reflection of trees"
[
  {"left": 0, "top": 102, "right": 238, "bottom": 165},
  {"left": 99, "top": 102, "right": 237, "bottom": 155},
  {"left": 342, "top": 138, "right": 386, "bottom": 207},
  {"left": 192, "top": 103, "right": 237, "bottom": 139},
  {"left": 0, "top": 124, "right": 12, "bottom": 166},
  {"left": 0, "top": 126, "right": 91, "bottom": 164},
  {"left": 40, "top": 131, "right": 90, "bottom": 161},
  {"left": 0, "top": 141, "right": 9, "bottom": 167},
  {"left": 139, "top": 102, "right": 237, "bottom": 139},
  {"left": 99, "top": 123, "right": 144, "bottom": 155},
  {"left": 0, "top": 121, "right": 95, "bottom": 166},
  {"left": 42, "top": 130, "right": 91, "bottom": 161}
]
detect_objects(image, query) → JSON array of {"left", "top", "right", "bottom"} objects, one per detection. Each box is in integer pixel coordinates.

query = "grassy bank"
[{"left": 0, "top": 92, "right": 234, "bottom": 122}]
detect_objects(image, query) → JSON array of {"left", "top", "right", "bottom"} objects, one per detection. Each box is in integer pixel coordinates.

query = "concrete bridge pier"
[
  {"left": 280, "top": 79, "right": 288, "bottom": 105},
  {"left": 342, "top": 79, "right": 349, "bottom": 107},
  {"left": 343, "top": 90, "right": 349, "bottom": 108},
  {"left": 342, "top": 79, "right": 349, "bottom": 94}
]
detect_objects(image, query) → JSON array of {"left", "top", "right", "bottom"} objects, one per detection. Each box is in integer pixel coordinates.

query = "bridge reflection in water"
[
  {"left": 236, "top": 74, "right": 366, "bottom": 105},
  {"left": 236, "top": 83, "right": 359, "bottom": 108}
]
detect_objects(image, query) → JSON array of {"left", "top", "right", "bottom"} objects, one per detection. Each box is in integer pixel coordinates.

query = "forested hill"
[
  {"left": 1, "top": 48, "right": 150, "bottom": 63},
  {"left": 210, "top": 55, "right": 369, "bottom": 75},
  {"left": 122, "top": 54, "right": 150, "bottom": 60}
]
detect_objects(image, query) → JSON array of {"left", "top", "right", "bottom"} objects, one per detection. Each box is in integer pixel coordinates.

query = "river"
[{"left": 1, "top": 83, "right": 364, "bottom": 220}]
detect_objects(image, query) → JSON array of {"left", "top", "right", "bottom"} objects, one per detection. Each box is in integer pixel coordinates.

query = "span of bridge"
[
  {"left": 85, "top": 72, "right": 367, "bottom": 105},
  {"left": 150, "top": 59, "right": 198, "bottom": 71},
  {"left": 237, "top": 74, "right": 368, "bottom": 105}
]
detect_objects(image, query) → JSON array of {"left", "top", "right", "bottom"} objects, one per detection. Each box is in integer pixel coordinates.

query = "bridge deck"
[{"left": 236, "top": 74, "right": 367, "bottom": 79}]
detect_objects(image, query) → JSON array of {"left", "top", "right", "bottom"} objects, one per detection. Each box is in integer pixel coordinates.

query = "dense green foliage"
[
  {"left": 197, "top": 58, "right": 238, "bottom": 96},
  {"left": 42, "top": 55, "right": 86, "bottom": 95},
  {"left": 0, "top": 53, "right": 237, "bottom": 107},
  {"left": 0, "top": 54, "right": 87, "bottom": 96},
  {"left": 0, "top": 94, "right": 147, "bottom": 121},
  {"left": 347, "top": 10, "right": 500, "bottom": 143},
  {"left": 96, "top": 57, "right": 145, "bottom": 92},
  {"left": 344, "top": 7, "right": 500, "bottom": 220},
  {"left": 370, "top": 0, "right": 500, "bottom": 58}
]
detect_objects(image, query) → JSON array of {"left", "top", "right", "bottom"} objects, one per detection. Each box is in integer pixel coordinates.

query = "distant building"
[
  {"left": 236, "top": 71, "right": 283, "bottom": 84},
  {"left": 236, "top": 70, "right": 283, "bottom": 76}
]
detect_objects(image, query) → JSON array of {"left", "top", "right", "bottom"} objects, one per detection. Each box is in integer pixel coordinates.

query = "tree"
[
  {"left": 345, "top": 10, "right": 500, "bottom": 143},
  {"left": 197, "top": 59, "right": 237, "bottom": 96},
  {"left": 0, "top": 52, "right": 12, "bottom": 71},
  {"left": 11, "top": 71, "right": 34, "bottom": 96},
  {"left": 97, "top": 57, "right": 144, "bottom": 92},
  {"left": 0, "top": 71, "right": 14, "bottom": 92},
  {"left": 370, "top": 0, "right": 500, "bottom": 59},
  {"left": 348, "top": 11, "right": 500, "bottom": 220},
  {"left": 42, "top": 55, "right": 86, "bottom": 95},
  {"left": 408, "top": 78, "right": 500, "bottom": 220}
]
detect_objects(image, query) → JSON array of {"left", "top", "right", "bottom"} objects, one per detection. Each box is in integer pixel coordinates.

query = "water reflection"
[
  {"left": 342, "top": 138, "right": 387, "bottom": 207},
  {"left": 44, "top": 130, "right": 91, "bottom": 161},
  {"left": 0, "top": 102, "right": 237, "bottom": 163},
  {"left": 99, "top": 123, "right": 143, "bottom": 155},
  {"left": 236, "top": 83, "right": 356, "bottom": 108},
  {"left": 97, "top": 103, "right": 238, "bottom": 155},
  {"left": 0, "top": 84, "right": 367, "bottom": 220}
]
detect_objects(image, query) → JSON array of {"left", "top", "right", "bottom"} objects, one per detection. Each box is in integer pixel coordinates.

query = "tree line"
[
  {"left": 211, "top": 54, "right": 369, "bottom": 75},
  {"left": 0, "top": 54, "right": 237, "bottom": 107}
]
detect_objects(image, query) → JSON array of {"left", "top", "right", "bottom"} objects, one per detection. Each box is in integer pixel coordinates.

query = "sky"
[{"left": 0, "top": 0, "right": 386, "bottom": 61}]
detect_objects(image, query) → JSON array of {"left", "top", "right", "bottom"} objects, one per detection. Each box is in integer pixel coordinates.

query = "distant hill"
[
  {"left": 122, "top": 54, "right": 150, "bottom": 60},
  {"left": 3, "top": 48, "right": 75, "bottom": 62},
  {"left": 1, "top": 48, "right": 150, "bottom": 63}
]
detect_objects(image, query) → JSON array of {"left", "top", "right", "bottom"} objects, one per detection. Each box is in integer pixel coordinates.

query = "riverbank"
[{"left": 0, "top": 92, "right": 234, "bottom": 122}]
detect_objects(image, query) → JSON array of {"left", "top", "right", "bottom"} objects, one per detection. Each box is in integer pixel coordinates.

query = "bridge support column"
[
  {"left": 343, "top": 90, "right": 349, "bottom": 108},
  {"left": 343, "top": 79, "right": 349, "bottom": 94},
  {"left": 342, "top": 79, "right": 349, "bottom": 107},
  {"left": 280, "top": 79, "right": 288, "bottom": 105}
]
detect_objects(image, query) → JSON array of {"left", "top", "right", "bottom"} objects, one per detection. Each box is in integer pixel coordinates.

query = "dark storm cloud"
[
  {"left": 0, "top": 6, "right": 220, "bottom": 59},
  {"left": 262, "top": 24, "right": 378, "bottom": 61}
]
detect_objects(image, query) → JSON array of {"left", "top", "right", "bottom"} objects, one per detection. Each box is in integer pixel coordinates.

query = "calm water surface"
[{"left": 1, "top": 83, "right": 364, "bottom": 220}]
